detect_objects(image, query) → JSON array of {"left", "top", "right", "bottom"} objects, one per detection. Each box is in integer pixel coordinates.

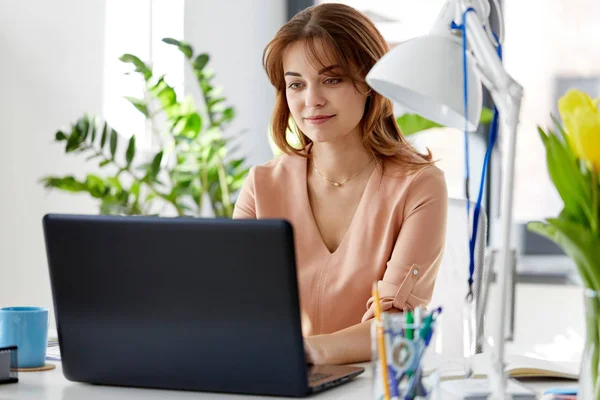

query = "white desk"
[
  {"left": 1, "top": 361, "right": 579, "bottom": 400},
  {"left": 2, "top": 283, "right": 584, "bottom": 399}
]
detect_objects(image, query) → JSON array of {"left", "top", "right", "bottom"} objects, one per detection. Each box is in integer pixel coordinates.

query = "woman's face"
[{"left": 282, "top": 40, "right": 369, "bottom": 144}]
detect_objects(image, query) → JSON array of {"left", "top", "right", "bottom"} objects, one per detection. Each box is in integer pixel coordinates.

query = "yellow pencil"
[{"left": 373, "top": 282, "right": 391, "bottom": 400}]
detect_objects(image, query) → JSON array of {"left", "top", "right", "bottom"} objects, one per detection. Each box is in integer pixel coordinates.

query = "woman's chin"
[{"left": 304, "top": 131, "right": 346, "bottom": 144}]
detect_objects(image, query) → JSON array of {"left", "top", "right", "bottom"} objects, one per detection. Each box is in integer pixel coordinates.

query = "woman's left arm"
[{"left": 306, "top": 166, "right": 448, "bottom": 365}]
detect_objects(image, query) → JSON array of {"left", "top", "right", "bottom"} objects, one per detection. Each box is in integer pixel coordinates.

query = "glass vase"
[{"left": 579, "top": 289, "right": 600, "bottom": 399}]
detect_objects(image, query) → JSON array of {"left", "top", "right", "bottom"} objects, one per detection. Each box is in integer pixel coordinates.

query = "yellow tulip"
[{"left": 558, "top": 89, "right": 600, "bottom": 171}]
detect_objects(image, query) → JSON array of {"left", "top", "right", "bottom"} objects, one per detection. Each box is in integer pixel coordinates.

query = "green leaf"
[
  {"left": 119, "top": 54, "right": 152, "bottom": 81},
  {"left": 398, "top": 107, "right": 494, "bottom": 136},
  {"left": 107, "top": 176, "right": 123, "bottom": 192},
  {"left": 162, "top": 37, "right": 193, "bottom": 59},
  {"left": 229, "top": 158, "right": 245, "bottom": 171},
  {"left": 161, "top": 37, "right": 180, "bottom": 46},
  {"left": 149, "top": 151, "right": 163, "bottom": 179},
  {"left": 182, "top": 113, "right": 202, "bottom": 138},
  {"left": 528, "top": 218, "right": 600, "bottom": 291},
  {"left": 179, "top": 43, "right": 193, "bottom": 59},
  {"left": 157, "top": 86, "right": 177, "bottom": 109},
  {"left": 193, "top": 53, "right": 209, "bottom": 71},
  {"left": 110, "top": 130, "right": 118, "bottom": 159},
  {"left": 55, "top": 131, "right": 67, "bottom": 141},
  {"left": 85, "top": 174, "right": 107, "bottom": 198},
  {"left": 538, "top": 126, "right": 591, "bottom": 225},
  {"left": 397, "top": 113, "right": 443, "bottom": 136},
  {"left": 125, "top": 96, "right": 149, "bottom": 117},
  {"left": 551, "top": 114, "right": 570, "bottom": 144},
  {"left": 99, "top": 159, "right": 111, "bottom": 167},
  {"left": 90, "top": 116, "right": 98, "bottom": 143},
  {"left": 130, "top": 181, "right": 141, "bottom": 197},
  {"left": 100, "top": 122, "right": 108, "bottom": 149},
  {"left": 207, "top": 97, "right": 226, "bottom": 108},
  {"left": 126, "top": 135, "right": 136, "bottom": 167},
  {"left": 77, "top": 117, "right": 90, "bottom": 142},
  {"left": 222, "top": 107, "right": 235, "bottom": 122},
  {"left": 40, "top": 176, "right": 88, "bottom": 192}
]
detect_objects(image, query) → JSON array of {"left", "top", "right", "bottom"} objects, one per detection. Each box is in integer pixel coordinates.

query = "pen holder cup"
[{"left": 371, "top": 309, "right": 443, "bottom": 400}]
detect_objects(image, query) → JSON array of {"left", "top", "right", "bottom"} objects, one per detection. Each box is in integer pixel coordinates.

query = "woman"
[{"left": 233, "top": 3, "right": 448, "bottom": 365}]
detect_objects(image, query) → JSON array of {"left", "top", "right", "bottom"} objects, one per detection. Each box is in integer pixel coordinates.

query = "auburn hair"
[{"left": 262, "top": 3, "right": 433, "bottom": 171}]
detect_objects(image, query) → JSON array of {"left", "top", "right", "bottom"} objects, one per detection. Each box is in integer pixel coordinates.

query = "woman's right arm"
[{"left": 232, "top": 167, "right": 257, "bottom": 219}]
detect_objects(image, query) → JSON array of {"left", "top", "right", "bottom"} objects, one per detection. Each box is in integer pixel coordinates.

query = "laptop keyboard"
[{"left": 309, "top": 372, "right": 333, "bottom": 382}]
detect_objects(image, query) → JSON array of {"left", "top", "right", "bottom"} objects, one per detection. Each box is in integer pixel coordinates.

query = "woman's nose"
[{"left": 305, "top": 86, "right": 326, "bottom": 108}]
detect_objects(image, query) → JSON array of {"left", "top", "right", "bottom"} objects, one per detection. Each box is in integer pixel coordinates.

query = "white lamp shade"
[{"left": 366, "top": 35, "right": 483, "bottom": 132}]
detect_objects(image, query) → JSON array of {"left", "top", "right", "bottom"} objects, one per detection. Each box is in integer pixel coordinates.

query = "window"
[
  {"left": 103, "top": 0, "right": 184, "bottom": 152},
  {"left": 504, "top": 0, "right": 600, "bottom": 223}
]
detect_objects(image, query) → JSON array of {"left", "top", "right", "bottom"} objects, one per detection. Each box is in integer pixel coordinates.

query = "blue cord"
[{"left": 452, "top": 11, "right": 502, "bottom": 296}]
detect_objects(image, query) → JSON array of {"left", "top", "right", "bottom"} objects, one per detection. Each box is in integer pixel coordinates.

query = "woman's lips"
[{"left": 305, "top": 115, "right": 335, "bottom": 125}]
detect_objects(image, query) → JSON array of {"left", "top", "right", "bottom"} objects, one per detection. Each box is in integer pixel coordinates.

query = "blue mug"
[{"left": 0, "top": 307, "right": 48, "bottom": 368}]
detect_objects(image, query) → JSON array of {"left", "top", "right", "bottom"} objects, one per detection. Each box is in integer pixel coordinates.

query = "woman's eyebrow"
[{"left": 284, "top": 64, "right": 341, "bottom": 77}]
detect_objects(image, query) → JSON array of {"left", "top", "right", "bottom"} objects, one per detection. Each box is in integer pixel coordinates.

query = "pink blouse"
[{"left": 233, "top": 152, "right": 448, "bottom": 336}]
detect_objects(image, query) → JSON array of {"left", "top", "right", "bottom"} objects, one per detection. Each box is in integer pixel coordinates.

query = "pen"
[
  {"left": 419, "top": 307, "right": 442, "bottom": 345},
  {"left": 373, "top": 282, "right": 391, "bottom": 400},
  {"left": 405, "top": 310, "right": 414, "bottom": 340}
]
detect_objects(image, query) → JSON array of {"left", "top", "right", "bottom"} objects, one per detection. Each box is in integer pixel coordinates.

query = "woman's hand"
[{"left": 303, "top": 321, "right": 373, "bottom": 365}]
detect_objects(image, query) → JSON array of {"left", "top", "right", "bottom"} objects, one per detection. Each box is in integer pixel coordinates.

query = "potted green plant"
[{"left": 40, "top": 38, "right": 249, "bottom": 218}]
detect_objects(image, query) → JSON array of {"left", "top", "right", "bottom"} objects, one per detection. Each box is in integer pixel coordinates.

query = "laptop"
[{"left": 42, "top": 214, "right": 364, "bottom": 397}]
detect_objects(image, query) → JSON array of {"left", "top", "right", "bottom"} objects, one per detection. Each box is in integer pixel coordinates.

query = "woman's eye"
[
  {"left": 288, "top": 82, "right": 303, "bottom": 90},
  {"left": 324, "top": 78, "right": 341, "bottom": 85}
]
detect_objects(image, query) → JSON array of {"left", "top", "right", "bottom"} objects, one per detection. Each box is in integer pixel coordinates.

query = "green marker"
[{"left": 405, "top": 310, "right": 414, "bottom": 340}]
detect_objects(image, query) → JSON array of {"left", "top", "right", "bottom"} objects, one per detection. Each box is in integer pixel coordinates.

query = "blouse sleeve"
[
  {"left": 362, "top": 166, "right": 448, "bottom": 321},
  {"left": 232, "top": 166, "right": 257, "bottom": 219}
]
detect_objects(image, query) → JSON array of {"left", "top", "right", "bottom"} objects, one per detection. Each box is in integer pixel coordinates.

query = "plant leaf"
[
  {"left": 161, "top": 37, "right": 180, "bottom": 46},
  {"left": 397, "top": 113, "right": 443, "bottom": 135},
  {"left": 538, "top": 126, "right": 591, "bottom": 225},
  {"left": 55, "top": 131, "right": 67, "bottom": 141},
  {"left": 84, "top": 174, "right": 107, "bottom": 198},
  {"left": 149, "top": 151, "right": 163, "bottom": 179},
  {"left": 125, "top": 135, "right": 136, "bottom": 167},
  {"left": 157, "top": 86, "right": 177, "bottom": 109},
  {"left": 528, "top": 218, "right": 600, "bottom": 291},
  {"left": 182, "top": 113, "right": 202, "bottom": 138},
  {"left": 130, "top": 181, "right": 141, "bottom": 197},
  {"left": 125, "top": 96, "right": 149, "bottom": 117},
  {"left": 110, "top": 130, "right": 118, "bottom": 159},
  {"left": 222, "top": 107, "right": 235, "bottom": 122},
  {"left": 40, "top": 176, "right": 88, "bottom": 192},
  {"left": 397, "top": 107, "right": 494, "bottom": 136},
  {"left": 162, "top": 37, "right": 193, "bottom": 59},
  {"left": 100, "top": 122, "right": 108, "bottom": 149},
  {"left": 119, "top": 54, "right": 152, "bottom": 81},
  {"left": 194, "top": 53, "right": 209, "bottom": 71}
]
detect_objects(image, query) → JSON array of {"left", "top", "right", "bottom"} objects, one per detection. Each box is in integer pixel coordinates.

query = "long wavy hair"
[{"left": 262, "top": 3, "right": 433, "bottom": 171}]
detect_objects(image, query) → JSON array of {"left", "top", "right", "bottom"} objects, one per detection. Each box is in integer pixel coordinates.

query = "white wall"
[
  {"left": 0, "top": 0, "right": 106, "bottom": 327},
  {"left": 0, "top": 0, "right": 286, "bottom": 327},
  {"left": 183, "top": 0, "right": 286, "bottom": 167}
]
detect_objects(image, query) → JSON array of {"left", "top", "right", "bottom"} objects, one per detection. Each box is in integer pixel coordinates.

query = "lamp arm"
[{"left": 462, "top": 5, "right": 524, "bottom": 400}]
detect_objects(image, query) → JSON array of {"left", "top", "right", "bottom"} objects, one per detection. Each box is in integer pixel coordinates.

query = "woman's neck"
[{"left": 309, "top": 131, "right": 373, "bottom": 183}]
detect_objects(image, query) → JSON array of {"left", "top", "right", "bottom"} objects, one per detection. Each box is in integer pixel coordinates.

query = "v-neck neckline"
[{"left": 301, "top": 153, "right": 381, "bottom": 257}]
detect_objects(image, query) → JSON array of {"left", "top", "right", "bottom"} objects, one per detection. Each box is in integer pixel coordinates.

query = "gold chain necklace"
[{"left": 312, "top": 157, "right": 375, "bottom": 187}]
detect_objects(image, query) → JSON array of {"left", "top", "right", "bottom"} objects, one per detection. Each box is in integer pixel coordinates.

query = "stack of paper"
[{"left": 441, "top": 378, "right": 536, "bottom": 400}]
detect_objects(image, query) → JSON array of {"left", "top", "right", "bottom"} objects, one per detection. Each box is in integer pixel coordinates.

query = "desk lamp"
[{"left": 366, "top": 0, "right": 523, "bottom": 398}]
